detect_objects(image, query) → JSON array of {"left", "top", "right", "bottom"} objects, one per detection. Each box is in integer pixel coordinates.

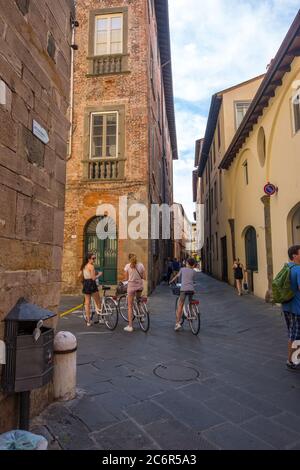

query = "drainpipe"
[{"left": 67, "top": 23, "right": 76, "bottom": 160}]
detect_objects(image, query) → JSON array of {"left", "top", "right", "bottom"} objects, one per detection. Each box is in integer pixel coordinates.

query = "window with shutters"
[{"left": 88, "top": 8, "right": 129, "bottom": 75}]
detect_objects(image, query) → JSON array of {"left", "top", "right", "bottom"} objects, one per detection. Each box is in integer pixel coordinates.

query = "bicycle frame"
[
  {"left": 94, "top": 291, "right": 117, "bottom": 318},
  {"left": 133, "top": 297, "right": 148, "bottom": 318}
]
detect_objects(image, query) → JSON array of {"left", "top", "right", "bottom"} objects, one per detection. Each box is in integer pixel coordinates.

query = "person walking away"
[
  {"left": 170, "top": 258, "right": 197, "bottom": 331},
  {"left": 233, "top": 259, "right": 244, "bottom": 296},
  {"left": 166, "top": 258, "right": 173, "bottom": 283},
  {"left": 79, "top": 253, "right": 103, "bottom": 327},
  {"left": 172, "top": 258, "right": 180, "bottom": 279},
  {"left": 282, "top": 246, "right": 300, "bottom": 371},
  {"left": 123, "top": 254, "right": 146, "bottom": 333}
]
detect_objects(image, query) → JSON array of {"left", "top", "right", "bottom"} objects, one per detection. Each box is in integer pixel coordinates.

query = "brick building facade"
[
  {"left": 62, "top": 0, "right": 177, "bottom": 294},
  {"left": 0, "top": 0, "right": 74, "bottom": 432}
]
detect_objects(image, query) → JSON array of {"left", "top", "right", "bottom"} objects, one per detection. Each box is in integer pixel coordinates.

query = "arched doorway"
[
  {"left": 84, "top": 217, "right": 117, "bottom": 285},
  {"left": 291, "top": 205, "right": 300, "bottom": 245},
  {"left": 244, "top": 226, "right": 258, "bottom": 292}
]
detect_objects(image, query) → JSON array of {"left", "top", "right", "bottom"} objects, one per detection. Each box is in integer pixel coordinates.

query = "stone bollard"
[{"left": 53, "top": 331, "right": 77, "bottom": 401}]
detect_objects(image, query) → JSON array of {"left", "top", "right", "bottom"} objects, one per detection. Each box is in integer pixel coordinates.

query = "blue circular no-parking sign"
[{"left": 264, "top": 183, "right": 277, "bottom": 196}]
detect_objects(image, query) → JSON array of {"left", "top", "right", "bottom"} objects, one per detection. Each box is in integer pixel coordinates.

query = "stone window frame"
[
  {"left": 83, "top": 104, "right": 126, "bottom": 175},
  {"left": 87, "top": 7, "right": 129, "bottom": 76},
  {"left": 292, "top": 86, "right": 300, "bottom": 135},
  {"left": 214, "top": 180, "right": 217, "bottom": 211},
  {"left": 243, "top": 160, "right": 249, "bottom": 186},
  {"left": 217, "top": 120, "right": 221, "bottom": 150},
  {"left": 89, "top": 111, "right": 119, "bottom": 160},
  {"left": 234, "top": 100, "right": 251, "bottom": 131}
]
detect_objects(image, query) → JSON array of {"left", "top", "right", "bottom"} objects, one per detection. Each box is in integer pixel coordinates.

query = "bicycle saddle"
[{"left": 102, "top": 286, "right": 111, "bottom": 291}]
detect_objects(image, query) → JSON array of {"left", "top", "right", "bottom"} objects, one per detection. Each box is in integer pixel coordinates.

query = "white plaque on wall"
[{"left": 32, "top": 120, "right": 49, "bottom": 144}]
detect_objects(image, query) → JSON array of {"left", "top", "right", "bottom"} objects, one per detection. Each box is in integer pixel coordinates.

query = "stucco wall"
[{"left": 225, "top": 57, "right": 300, "bottom": 299}]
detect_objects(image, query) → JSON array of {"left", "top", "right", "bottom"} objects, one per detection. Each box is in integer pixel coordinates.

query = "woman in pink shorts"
[{"left": 123, "top": 253, "right": 146, "bottom": 332}]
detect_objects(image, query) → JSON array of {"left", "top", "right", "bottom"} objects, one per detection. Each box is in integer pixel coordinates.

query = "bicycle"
[
  {"left": 171, "top": 283, "right": 201, "bottom": 335},
  {"left": 82, "top": 286, "right": 119, "bottom": 331},
  {"left": 118, "top": 293, "right": 150, "bottom": 333}
]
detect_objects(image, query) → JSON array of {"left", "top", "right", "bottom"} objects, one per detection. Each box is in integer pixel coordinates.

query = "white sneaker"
[
  {"left": 175, "top": 323, "right": 182, "bottom": 332},
  {"left": 124, "top": 326, "right": 134, "bottom": 333}
]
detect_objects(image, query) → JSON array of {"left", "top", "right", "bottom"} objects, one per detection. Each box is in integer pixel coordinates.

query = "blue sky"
[{"left": 168, "top": 0, "right": 300, "bottom": 221}]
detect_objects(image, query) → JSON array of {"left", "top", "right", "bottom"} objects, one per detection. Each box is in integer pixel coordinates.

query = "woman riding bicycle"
[
  {"left": 123, "top": 253, "right": 146, "bottom": 333},
  {"left": 170, "top": 258, "right": 196, "bottom": 331},
  {"left": 79, "top": 253, "right": 103, "bottom": 327}
]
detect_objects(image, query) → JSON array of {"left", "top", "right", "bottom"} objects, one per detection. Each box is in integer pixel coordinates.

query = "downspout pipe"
[{"left": 67, "top": 22, "right": 76, "bottom": 160}]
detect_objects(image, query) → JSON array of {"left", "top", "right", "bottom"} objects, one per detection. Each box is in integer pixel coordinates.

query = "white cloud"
[
  {"left": 169, "top": 0, "right": 299, "bottom": 102},
  {"left": 175, "top": 109, "right": 207, "bottom": 154},
  {"left": 169, "top": 0, "right": 299, "bottom": 220}
]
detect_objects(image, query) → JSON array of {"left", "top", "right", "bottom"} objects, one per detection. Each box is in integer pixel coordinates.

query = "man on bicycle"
[{"left": 170, "top": 258, "right": 197, "bottom": 331}]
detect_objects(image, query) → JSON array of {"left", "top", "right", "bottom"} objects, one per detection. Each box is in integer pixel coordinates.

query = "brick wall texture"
[
  {"left": 0, "top": 0, "right": 73, "bottom": 432},
  {"left": 62, "top": 0, "right": 174, "bottom": 295}
]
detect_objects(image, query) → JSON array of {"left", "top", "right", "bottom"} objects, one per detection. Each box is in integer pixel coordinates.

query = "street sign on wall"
[{"left": 264, "top": 183, "right": 277, "bottom": 197}]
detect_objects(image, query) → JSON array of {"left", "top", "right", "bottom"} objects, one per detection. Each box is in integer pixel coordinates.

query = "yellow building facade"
[{"left": 199, "top": 11, "right": 300, "bottom": 301}]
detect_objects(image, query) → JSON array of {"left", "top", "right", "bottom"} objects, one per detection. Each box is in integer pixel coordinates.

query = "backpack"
[{"left": 272, "top": 264, "right": 296, "bottom": 304}]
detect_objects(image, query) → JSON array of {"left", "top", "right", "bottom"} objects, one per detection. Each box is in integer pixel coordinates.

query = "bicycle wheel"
[
  {"left": 137, "top": 301, "right": 150, "bottom": 333},
  {"left": 188, "top": 304, "right": 201, "bottom": 335},
  {"left": 104, "top": 297, "right": 119, "bottom": 331},
  {"left": 118, "top": 295, "right": 129, "bottom": 322},
  {"left": 82, "top": 297, "right": 95, "bottom": 323}
]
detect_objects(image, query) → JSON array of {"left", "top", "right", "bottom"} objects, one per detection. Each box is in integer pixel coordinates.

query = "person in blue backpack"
[{"left": 283, "top": 245, "right": 300, "bottom": 371}]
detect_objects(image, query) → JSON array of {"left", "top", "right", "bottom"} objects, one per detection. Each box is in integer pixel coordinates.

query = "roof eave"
[
  {"left": 198, "top": 94, "right": 222, "bottom": 177},
  {"left": 155, "top": 0, "right": 178, "bottom": 160},
  {"left": 220, "top": 9, "right": 300, "bottom": 170}
]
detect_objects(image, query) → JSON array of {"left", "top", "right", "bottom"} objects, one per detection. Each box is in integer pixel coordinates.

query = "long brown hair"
[
  {"left": 129, "top": 253, "right": 137, "bottom": 268},
  {"left": 80, "top": 252, "right": 95, "bottom": 271}
]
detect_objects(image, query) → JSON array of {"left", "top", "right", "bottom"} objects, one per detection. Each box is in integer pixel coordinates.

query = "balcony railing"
[
  {"left": 83, "top": 158, "right": 125, "bottom": 181},
  {"left": 88, "top": 54, "right": 129, "bottom": 76}
]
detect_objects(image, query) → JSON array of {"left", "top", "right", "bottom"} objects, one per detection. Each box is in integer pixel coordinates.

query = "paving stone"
[
  {"left": 35, "top": 274, "right": 300, "bottom": 451},
  {"left": 204, "top": 393, "right": 257, "bottom": 424},
  {"left": 241, "top": 415, "right": 300, "bottom": 449},
  {"left": 93, "top": 390, "right": 140, "bottom": 418},
  {"left": 30, "top": 425, "right": 61, "bottom": 450},
  {"left": 153, "top": 391, "right": 225, "bottom": 431},
  {"left": 203, "top": 423, "right": 274, "bottom": 450},
  {"left": 125, "top": 401, "right": 173, "bottom": 426},
  {"left": 215, "top": 384, "right": 282, "bottom": 417},
  {"left": 110, "top": 375, "right": 167, "bottom": 400},
  {"left": 288, "top": 441, "right": 300, "bottom": 450},
  {"left": 92, "top": 419, "right": 157, "bottom": 450},
  {"left": 178, "top": 382, "right": 217, "bottom": 402},
  {"left": 84, "top": 380, "right": 116, "bottom": 396},
  {"left": 145, "top": 419, "right": 218, "bottom": 450},
  {"left": 77, "top": 363, "right": 110, "bottom": 385},
  {"left": 245, "top": 373, "right": 298, "bottom": 398},
  {"left": 272, "top": 412, "right": 300, "bottom": 435},
  {"left": 43, "top": 406, "right": 94, "bottom": 450},
  {"left": 70, "top": 395, "right": 119, "bottom": 431},
  {"left": 267, "top": 390, "right": 300, "bottom": 416}
]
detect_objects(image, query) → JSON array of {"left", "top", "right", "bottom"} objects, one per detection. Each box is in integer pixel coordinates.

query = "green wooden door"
[
  {"left": 245, "top": 227, "right": 258, "bottom": 272},
  {"left": 84, "top": 217, "right": 117, "bottom": 285}
]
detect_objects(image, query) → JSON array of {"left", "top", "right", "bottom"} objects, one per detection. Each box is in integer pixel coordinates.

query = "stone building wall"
[{"left": 0, "top": 0, "right": 74, "bottom": 432}]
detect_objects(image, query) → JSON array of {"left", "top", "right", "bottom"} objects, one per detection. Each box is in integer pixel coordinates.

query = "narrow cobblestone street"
[{"left": 32, "top": 274, "right": 300, "bottom": 450}]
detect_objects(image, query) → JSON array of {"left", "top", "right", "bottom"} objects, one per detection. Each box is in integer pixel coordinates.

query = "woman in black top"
[{"left": 233, "top": 258, "right": 244, "bottom": 296}]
